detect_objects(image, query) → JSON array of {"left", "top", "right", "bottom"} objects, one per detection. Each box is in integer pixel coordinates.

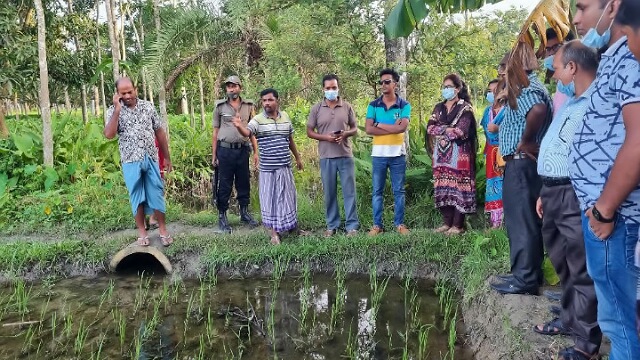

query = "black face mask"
[{"left": 227, "top": 92, "right": 239, "bottom": 100}]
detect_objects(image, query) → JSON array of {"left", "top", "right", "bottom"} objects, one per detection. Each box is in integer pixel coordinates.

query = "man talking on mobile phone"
[
  {"left": 307, "top": 74, "right": 359, "bottom": 237},
  {"left": 103, "top": 77, "right": 173, "bottom": 247}
]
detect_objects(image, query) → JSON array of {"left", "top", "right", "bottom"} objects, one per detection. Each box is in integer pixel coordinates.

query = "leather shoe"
[
  {"left": 218, "top": 211, "right": 232, "bottom": 233},
  {"left": 544, "top": 290, "right": 562, "bottom": 302},
  {"left": 495, "top": 274, "right": 514, "bottom": 282},
  {"left": 490, "top": 280, "right": 539, "bottom": 295},
  {"left": 240, "top": 205, "right": 259, "bottom": 227}
]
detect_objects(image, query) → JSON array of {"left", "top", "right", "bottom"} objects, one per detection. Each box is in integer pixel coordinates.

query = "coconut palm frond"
[{"left": 506, "top": 0, "right": 572, "bottom": 108}]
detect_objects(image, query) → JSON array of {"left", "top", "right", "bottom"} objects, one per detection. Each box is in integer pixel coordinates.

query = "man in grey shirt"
[{"left": 307, "top": 74, "right": 359, "bottom": 236}]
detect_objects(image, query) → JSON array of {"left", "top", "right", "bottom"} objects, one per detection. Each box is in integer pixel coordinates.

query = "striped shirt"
[
  {"left": 499, "top": 73, "right": 553, "bottom": 156},
  {"left": 538, "top": 84, "right": 594, "bottom": 178},
  {"left": 568, "top": 36, "right": 640, "bottom": 220},
  {"left": 366, "top": 96, "right": 411, "bottom": 157},
  {"left": 247, "top": 111, "right": 294, "bottom": 172}
]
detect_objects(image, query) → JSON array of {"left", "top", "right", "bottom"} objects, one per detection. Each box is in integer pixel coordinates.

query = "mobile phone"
[{"left": 332, "top": 130, "right": 344, "bottom": 135}]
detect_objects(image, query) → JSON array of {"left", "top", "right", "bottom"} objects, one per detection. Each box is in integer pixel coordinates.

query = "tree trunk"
[
  {"left": 384, "top": 36, "right": 410, "bottom": 158},
  {"left": 0, "top": 103, "right": 8, "bottom": 138},
  {"left": 180, "top": 86, "right": 188, "bottom": 115},
  {"left": 34, "top": 0, "right": 54, "bottom": 167},
  {"left": 198, "top": 68, "right": 206, "bottom": 129},
  {"left": 119, "top": 0, "right": 127, "bottom": 70},
  {"left": 64, "top": 87, "right": 72, "bottom": 113},
  {"left": 80, "top": 84, "right": 88, "bottom": 124},
  {"left": 96, "top": 0, "right": 107, "bottom": 123},
  {"left": 153, "top": 0, "right": 169, "bottom": 126},
  {"left": 105, "top": 0, "right": 121, "bottom": 82},
  {"left": 93, "top": 85, "right": 100, "bottom": 115}
]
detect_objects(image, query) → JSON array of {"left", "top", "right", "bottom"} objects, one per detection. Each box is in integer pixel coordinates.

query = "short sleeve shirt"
[
  {"left": 499, "top": 73, "right": 553, "bottom": 156},
  {"left": 568, "top": 37, "right": 640, "bottom": 220},
  {"left": 106, "top": 99, "right": 163, "bottom": 164},
  {"left": 366, "top": 96, "right": 411, "bottom": 157},
  {"left": 307, "top": 99, "right": 357, "bottom": 159},
  {"left": 213, "top": 98, "right": 255, "bottom": 144},
  {"left": 538, "top": 84, "right": 595, "bottom": 178},
  {"left": 247, "top": 111, "right": 294, "bottom": 172}
]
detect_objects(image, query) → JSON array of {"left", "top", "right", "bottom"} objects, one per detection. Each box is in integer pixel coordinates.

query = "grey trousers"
[
  {"left": 320, "top": 157, "right": 359, "bottom": 231},
  {"left": 541, "top": 184, "right": 601, "bottom": 355}
]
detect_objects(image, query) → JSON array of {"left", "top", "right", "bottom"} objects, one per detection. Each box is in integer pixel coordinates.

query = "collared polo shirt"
[
  {"left": 538, "top": 84, "right": 595, "bottom": 178},
  {"left": 213, "top": 98, "right": 254, "bottom": 144},
  {"left": 365, "top": 96, "right": 411, "bottom": 157},
  {"left": 106, "top": 99, "right": 163, "bottom": 164},
  {"left": 568, "top": 36, "right": 640, "bottom": 220},
  {"left": 307, "top": 98, "right": 357, "bottom": 159},
  {"left": 499, "top": 73, "right": 553, "bottom": 156},
  {"left": 247, "top": 111, "right": 293, "bottom": 172}
]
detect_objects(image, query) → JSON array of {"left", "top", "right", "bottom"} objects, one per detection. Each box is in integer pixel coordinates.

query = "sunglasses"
[{"left": 378, "top": 79, "right": 394, "bottom": 85}]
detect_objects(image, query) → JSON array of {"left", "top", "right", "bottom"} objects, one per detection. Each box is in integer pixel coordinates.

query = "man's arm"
[
  {"left": 104, "top": 94, "right": 121, "bottom": 139},
  {"left": 517, "top": 102, "right": 548, "bottom": 157},
  {"left": 212, "top": 128, "right": 219, "bottom": 166},
  {"left": 594, "top": 102, "right": 640, "bottom": 218},
  {"left": 155, "top": 127, "right": 172, "bottom": 172},
  {"left": 365, "top": 119, "right": 392, "bottom": 135},
  {"left": 378, "top": 119, "right": 408, "bottom": 134},
  {"left": 306, "top": 126, "right": 333, "bottom": 142}
]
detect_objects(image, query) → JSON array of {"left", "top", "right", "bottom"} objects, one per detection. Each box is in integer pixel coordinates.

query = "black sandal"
[
  {"left": 532, "top": 317, "right": 570, "bottom": 336},
  {"left": 558, "top": 346, "right": 599, "bottom": 360}
]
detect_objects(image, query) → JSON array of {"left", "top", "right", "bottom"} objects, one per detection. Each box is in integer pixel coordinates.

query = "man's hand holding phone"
[
  {"left": 331, "top": 130, "right": 344, "bottom": 143},
  {"left": 113, "top": 93, "right": 122, "bottom": 111}
]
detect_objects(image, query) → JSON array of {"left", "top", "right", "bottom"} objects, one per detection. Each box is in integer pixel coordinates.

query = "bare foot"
[
  {"left": 434, "top": 225, "right": 450, "bottom": 233},
  {"left": 270, "top": 235, "right": 281, "bottom": 245},
  {"left": 444, "top": 227, "right": 464, "bottom": 236}
]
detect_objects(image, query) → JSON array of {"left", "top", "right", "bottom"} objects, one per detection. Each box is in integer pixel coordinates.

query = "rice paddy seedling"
[
  {"left": 12, "top": 278, "right": 32, "bottom": 315},
  {"left": 197, "top": 334, "right": 206, "bottom": 360},
  {"left": 63, "top": 312, "right": 73, "bottom": 339},
  {"left": 92, "top": 333, "right": 106, "bottom": 360},
  {"left": 73, "top": 317, "right": 89, "bottom": 355},
  {"left": 418, "top": 324, "right": 433, "bottom": 359},
  {"left": 50, "top": 311, "right": 57, "bottom": 343},
  {"left": 447, "top": 309, "right": 458, "bottom": 360},
  {"left": 329, "top": 268, "right": 347, "bottom": 336},
  {"left": 20, "top": 324, "right": 36, "bottom": 354}
]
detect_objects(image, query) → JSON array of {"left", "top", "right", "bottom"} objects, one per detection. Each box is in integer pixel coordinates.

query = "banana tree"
[{"left": 385, "top": 0, "right": 505, "bottom": 38}]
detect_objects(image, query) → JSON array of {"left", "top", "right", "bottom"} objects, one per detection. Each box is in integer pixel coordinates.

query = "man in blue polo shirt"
[
  {"left": 569, "top": 0, "right": 640, "bottom": 358},
  {"left": 365, "top": 68, "right": 411, "bottom": 236}
]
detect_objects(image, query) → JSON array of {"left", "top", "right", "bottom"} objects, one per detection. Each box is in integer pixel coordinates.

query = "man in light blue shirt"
[
  {"left": 535, "top": 41, "right": 601, "bottom": 360},
  {"left": 569, "top": 0, "right": 640, "bottom": 358}
]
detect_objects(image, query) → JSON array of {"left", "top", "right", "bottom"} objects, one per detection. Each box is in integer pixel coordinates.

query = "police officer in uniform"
[{"left": 212, "top": 76, "right": 259, "bottom": 232}]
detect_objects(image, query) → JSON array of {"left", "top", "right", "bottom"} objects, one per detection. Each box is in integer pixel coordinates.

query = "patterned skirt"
[
  {"left": 258, "top": 166, "right": 298, "bottom": 233},
  {"left": 484, "top": 143, "right": 504, "bottom": 226},
  {"left": 433, "top": 141, "right": 476, "bottom": 214}
]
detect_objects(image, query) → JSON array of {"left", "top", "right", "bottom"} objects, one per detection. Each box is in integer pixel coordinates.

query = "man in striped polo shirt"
[{"left": 365, "top": 68, "right": 411, "bottom": 236}]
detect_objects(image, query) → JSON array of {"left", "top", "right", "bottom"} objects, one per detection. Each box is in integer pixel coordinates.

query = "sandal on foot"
[
  {"left": 434, "top": 225, "right": 450, "bottom": 233},
  {"left": 557, "top": 346, "right": 599, "bottom": 360},
  {"left": 270, "top": 235, "right": 281, "bottom": 245},
  {"left": 160, "top": 234, "right": 173, "bottom": 247},
  {"left": 136, "top": 236, "right": 150, "bottom": 246},
  {"left": 533, "top": 318, "right": 569, "bottom": 336}
]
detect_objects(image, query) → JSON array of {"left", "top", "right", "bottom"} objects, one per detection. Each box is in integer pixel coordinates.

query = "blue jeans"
[
  {"left": 372, "top": 156, "right": 406, "bottom": 228},
  {"left": 582, "top": 214, "right": 640, "bottom": 359},
  {"left": 320, "top": 157, "right": 359, "bottom": 231}
]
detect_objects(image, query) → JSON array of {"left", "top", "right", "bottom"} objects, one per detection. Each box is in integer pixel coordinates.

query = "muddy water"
[{"left": 0, "top": 273, "right": 472, "bottom": 359}]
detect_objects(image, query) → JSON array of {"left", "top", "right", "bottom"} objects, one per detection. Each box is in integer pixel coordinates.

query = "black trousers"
[
  {"left": 439, "top": 206, "right": 465, "bottom": 228},
  {"left": 216, "top": 146, "right": 251, "bottom": 212},
  {"left": 540, "top": 184, "right": 601, "bottom": 355},
  {"left": 502, "top": 158, "right": 543, "bottom": 288}
]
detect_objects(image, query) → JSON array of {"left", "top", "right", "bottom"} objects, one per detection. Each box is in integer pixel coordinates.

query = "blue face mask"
[
  {"left": 324, "top": 90, "right": 339, "bottom": 101},
  {"left": 557, "top": 81, "right": 575, "bottom": 97},
  {"left": 581, "top": 2, "right": 613, "bottom": 49},
  {"left": 486, "top": 92, "right": 495, "bottom": 104},
  {"left": 442, "top": 87, "right": 456, "bottom": 101},
  {"left": 543, "top": 56, "right": 555, "bottom": 71}
]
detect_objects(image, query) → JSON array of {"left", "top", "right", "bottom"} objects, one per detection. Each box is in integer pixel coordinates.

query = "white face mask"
[{"left": 324, "top": 90, "right": 339, "bottom": 101}]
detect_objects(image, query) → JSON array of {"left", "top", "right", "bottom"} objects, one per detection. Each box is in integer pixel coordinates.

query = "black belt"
[
  {"left": 541, "top": 176, "right": 571, "bottom": 187},
  {"left": 502, "top": 153, "right": 528, "bottom": 161},
  {"left": 218, "top": 141, "right": 250, "bottom": 149}
]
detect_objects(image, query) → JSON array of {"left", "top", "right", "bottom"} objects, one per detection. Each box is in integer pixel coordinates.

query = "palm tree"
[{"left": 34, "top": 0, "right": 53, "bottom": 167}]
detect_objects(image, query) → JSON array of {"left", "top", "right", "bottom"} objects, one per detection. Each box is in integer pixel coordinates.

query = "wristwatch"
[
  {"left": 373, "top": 121, "right": 379, "bottom": 127},
  {"left": 592, "top": 205, "right": 615, "bottom": 223}
]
